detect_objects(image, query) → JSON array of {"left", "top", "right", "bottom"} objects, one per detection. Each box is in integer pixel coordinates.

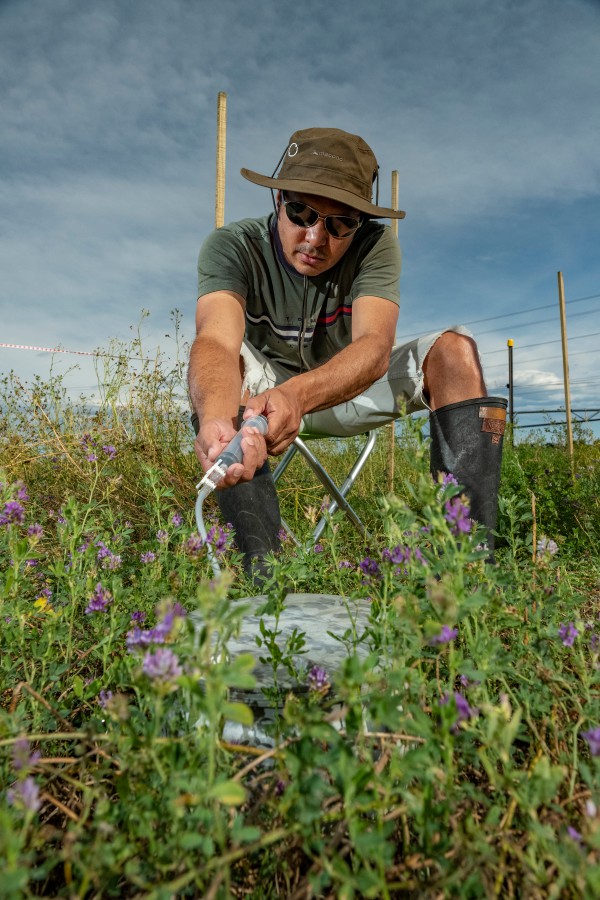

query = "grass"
[{"left": 1, "top": 337, "right": 599, "bottom": 899}]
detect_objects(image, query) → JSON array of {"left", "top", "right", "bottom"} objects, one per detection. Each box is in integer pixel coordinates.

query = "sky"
[{"left": 1, "top": 0, "right": 599, "bottom": 439}]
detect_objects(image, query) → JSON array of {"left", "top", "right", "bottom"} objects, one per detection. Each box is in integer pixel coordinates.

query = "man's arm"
[
  {"left": 188, "top": 290, "right": 267, "bottom": 484},
  {"left": 244, "top": 294, "right": 399, "bottom": 454}
]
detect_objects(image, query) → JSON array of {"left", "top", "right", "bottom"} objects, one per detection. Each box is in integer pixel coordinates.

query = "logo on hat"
[{"left": 287, "top": 143, "right": 298, "bottom": 157}]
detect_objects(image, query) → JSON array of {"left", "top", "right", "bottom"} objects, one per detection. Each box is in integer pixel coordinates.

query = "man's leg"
[
  {"left": 422, "top": 332, "right": 507, "bottom": 558},
  {"left": 301, "top": 327, "right": 507, "bottom": 558},
  {"left": 215, "top": 456, "right": 282, "bottom": 584}
]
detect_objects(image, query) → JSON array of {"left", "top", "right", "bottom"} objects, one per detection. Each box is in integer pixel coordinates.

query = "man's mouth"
[{"left": 297, "top": 248, "right": 325, "bottom": 264}]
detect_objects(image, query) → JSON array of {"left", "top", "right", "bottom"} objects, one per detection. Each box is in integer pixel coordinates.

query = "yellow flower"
[{"left": 34, "top": 597, "right": 56, "bottom": 616}]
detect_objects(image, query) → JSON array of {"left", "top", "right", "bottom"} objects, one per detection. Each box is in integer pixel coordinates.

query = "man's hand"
[
  {"left": 195, "top": 418, "right": 268, "bottom": 487},
  {"left": 244, "top": 385, "right": 304, "bottom": 455}
]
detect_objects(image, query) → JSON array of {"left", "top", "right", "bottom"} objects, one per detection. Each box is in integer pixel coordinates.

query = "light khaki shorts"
[{"left": 241, "top": 326, "right": 473, "bottom": 438}]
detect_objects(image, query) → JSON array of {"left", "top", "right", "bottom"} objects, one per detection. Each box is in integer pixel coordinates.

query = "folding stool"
[{"left": 271, "top": 429, "right": 379, "bottom": 546}]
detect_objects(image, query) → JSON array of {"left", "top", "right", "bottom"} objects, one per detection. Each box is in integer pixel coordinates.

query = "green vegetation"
[{"left": 1, "top": 336, "right": 599, "bottom": 898}]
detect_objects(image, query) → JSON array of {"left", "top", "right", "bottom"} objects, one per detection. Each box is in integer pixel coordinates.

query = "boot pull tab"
[{"left": 479, "top": 406, "right": 506, "bottom": 444}]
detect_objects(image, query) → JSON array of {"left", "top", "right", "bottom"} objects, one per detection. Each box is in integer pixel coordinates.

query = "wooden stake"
[
  {"left": 557, "top": 271, "right": 574, "bottom": 475},
  {"left": 507, "top": 339, "right": 514, "bottom": 446},
  {"left": 215, "top": 92, "right": 227, "bottom": 229},
  {"left": 387, "top": 170, "right": 400, "bottom": 492}
]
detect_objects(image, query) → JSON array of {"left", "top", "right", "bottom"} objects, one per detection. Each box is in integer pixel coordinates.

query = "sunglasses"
[{"left": 281, "top": 194, "right": 362, "bottom": 239}]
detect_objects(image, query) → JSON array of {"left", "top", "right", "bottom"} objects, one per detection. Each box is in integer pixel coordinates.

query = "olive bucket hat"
[{"left": 241, "top": 127, "right": 406, "bottom": 219}]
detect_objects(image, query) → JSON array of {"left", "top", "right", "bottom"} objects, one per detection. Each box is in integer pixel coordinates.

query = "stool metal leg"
[{"left": 272, "top": 432, "right": 377, "bottom": 544}]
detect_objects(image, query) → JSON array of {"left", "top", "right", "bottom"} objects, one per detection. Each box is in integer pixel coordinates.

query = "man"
[{"left": 188, "top": 127, "right": 506, "bottom": 579}]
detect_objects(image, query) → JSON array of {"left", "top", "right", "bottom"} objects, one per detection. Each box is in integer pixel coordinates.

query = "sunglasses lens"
[
  {"left": 326, "top": 215, "right": 360, "bottom": 238},
  {"left": 285, "top": 201, "right": 318, "bottom": 228},
  {"left": 283, "top": 199, "right": 360, "bottom": 238}
]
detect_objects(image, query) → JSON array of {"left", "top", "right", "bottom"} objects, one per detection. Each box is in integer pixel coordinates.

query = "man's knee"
[{"left": 425, "top": 331, "right": 481, "bottom": 376}]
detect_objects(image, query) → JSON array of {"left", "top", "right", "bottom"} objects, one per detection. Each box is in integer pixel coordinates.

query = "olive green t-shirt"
[{"left": 197, "top": 213, "right": 401, "bottom": 373}]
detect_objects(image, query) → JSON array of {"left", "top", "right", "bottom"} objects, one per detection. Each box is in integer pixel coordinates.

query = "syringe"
[{"left": 196, "top": 414, "right": 269, "bottom": 502}]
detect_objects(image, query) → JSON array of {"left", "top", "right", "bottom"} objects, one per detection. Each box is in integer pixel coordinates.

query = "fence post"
[
  {"left": 557, "top": 271, "right": 574, "bottom": 475},
  {"left": 387, "top": 170, "right": 400, "bottom": 493},
  {"left": 215, "top": 92, "right": 227, "bottom": 229},
  {"left": 507, "top": 339, "right": 514, "bottom": 445}
]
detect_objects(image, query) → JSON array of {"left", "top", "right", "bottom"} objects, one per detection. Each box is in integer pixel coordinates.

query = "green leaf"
[
  {"left": 207, "top": 780, "right": 247, "bottom": 806},
  {"left": 221, "top": 701, "right": 254, "bottom": 726}
]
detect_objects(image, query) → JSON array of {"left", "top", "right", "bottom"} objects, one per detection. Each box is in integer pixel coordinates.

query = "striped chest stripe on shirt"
[
  {"left": 246, "top": 310, "right": 315, "bottom": 343},
  {"left": 317, "top": 304, "right": 352, "bottom": 327}
]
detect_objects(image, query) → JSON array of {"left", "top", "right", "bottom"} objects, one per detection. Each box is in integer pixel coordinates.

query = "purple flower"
[
  {"left": 277, "top": 527, "right": 289, "bottom": 543},
  {"left": 313, "top": 543, "right": 324, "bottom": 553},
  {"left": 337, "top": 560, "right": 353, "bottom": 569},
  {"left": 102, "top": 444, "right": 117, "bottom": 459},
  {"left": 440, "top": 691, "right": 478, "bottom": 731},
  {"left": 140, "top": 551, "right": 156, "bottom": 564},
  {"left": 454, "top": 691, "right": 477, "bottom": 721},
  {"left": 537, "top": 537, "right": 558, "bottom": 558},
  {"left": 567, "top": 826, "right": 583, "bottom": 843},
  {"left": 383, "top": 545, "right": 407, "bottom": 565},
  {"left": 12, "top": 738, "right": 41, "bottom": 772},
  {"left": 27, "top": 523, "right": 43, "bottom": 538},
  {"left": 206, "top": 525, "right": 229, "bottom": 554},
  {"left": 15, "top": 482, "right": 29, "bottom": 502},
  {"left": 185, "top": 533, "right": 204, "bottom": 555},
  {"left": 142, "top": 647, "right": 182, "bottom": 683},
  {"left": 582, "top": 727, "right": 600, "bottom": 757},
  {"left": 359, "top": 557, "right": 381, "bottom": 579},
  {"left": 131, "top": 610, "right": 146, "bottom": 625},
  {"left": 126, "top": 603, "right": 186, "bottom": 651},
  {"left": 307, "top": 665, "right": 329, "bottom": 692},
  {"left": 171, "top": 512, "right": 183, "bottom": 527},
  {"left": 558, "top": 622, "right": 579, "bottom": 648},
  {"left": 0, "top": 500, "right": 25, "bottom": 526},
  {"left": 440, "top": 473, "right": 459, "bottom": 489},
  {"left": 126, "top": 626, "right": 154, "bottom": 650},
  {"left": 444, "top": 496, "right": 472, "bottom": 536},
  {"left": 430, "top": 625, "right": 459, "bottom": 646},
  {"left": 98, "top": 689, "right": 114, "bottom": 709},
  {"left": 156, "top": 529, "right": 169, "bottom": 544},
  {"left": 8, "top": 776, "right": 41, "bottom": 813},
  {"left": 85, "top": 583, "right": 112, "bottom": 614},
  {"left": 96, "top": 541, "right": 121, "bottom": 570}
]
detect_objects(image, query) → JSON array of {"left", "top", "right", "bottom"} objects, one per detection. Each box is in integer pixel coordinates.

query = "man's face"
[{"left": 276, "top": 190, "right": 361, "bottom": 276}]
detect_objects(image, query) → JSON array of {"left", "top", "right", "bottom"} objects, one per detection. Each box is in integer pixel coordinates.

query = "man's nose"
[{"left": 305, "top": 219, "right": 328, "bottom": 246}]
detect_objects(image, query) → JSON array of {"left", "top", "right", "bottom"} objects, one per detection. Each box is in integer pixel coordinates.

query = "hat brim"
[{"left": 240, "top": 168, "right": 406, "bottom": 219}]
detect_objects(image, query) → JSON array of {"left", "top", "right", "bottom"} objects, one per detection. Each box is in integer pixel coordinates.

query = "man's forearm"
[
  {"left": 280, "top": 333, "right": 391, "bottom": 416},
  {"left": 188, "top": 335, "right": 242, "bottom": 427}
]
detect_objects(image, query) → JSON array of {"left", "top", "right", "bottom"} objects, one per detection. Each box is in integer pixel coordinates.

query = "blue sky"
[{"left": 1, "top": 0, "right": 599, "bottom": 437}]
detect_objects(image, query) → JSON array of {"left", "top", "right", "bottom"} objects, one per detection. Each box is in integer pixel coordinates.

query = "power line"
[
  {"left": 484, "top": 347, "right": 594, "bottom": 370},
  {"left": 402, "top": 291, "right": 600, "bottom": 339},
  {"left": 514, "top": 380, "right": 600, "bottom": 397},
  {"left": 484, "top": 331, "right": 600, "bottom": 355},
  {"left": 474, "top": 308, "right": 598, "bottom": 338}
]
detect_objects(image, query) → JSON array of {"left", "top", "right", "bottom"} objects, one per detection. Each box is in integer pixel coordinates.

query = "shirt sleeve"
[
  {"left": 349, "top": 226, "right": 401, "bottom": 307},
  {"left": 197, "top": 227, "right": 251, "bottom": 299}
]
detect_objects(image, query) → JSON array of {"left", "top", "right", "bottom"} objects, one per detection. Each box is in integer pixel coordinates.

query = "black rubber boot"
[
  {"left": 429, "top": 397, "right": 508, "bottom": 559},
  {"left": 216, "top": 460, "right": 282, "bottom": 584}
]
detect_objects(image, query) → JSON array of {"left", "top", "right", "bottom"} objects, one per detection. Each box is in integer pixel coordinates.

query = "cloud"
[{"left": 0, "top": 0, "right": 599, "bottom": 431}]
